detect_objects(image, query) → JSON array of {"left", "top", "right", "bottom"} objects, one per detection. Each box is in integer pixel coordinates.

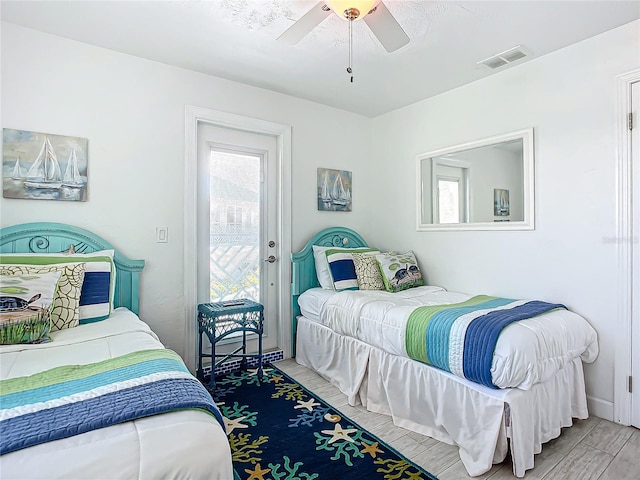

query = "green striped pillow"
[
  {"left": 325, "top": 248, "right": 379, "bottom": 291},
  {"left": 0, "top": 251, "right": 115, "bottom": 323}
]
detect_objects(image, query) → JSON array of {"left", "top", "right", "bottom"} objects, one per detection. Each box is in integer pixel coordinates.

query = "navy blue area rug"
[{"left": 210, "top": 364, "right": 438, "bottom": 480}]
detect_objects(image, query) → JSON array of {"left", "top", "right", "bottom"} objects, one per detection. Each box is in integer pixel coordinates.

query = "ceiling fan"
[
  {"left": 278, "top": 0, "right": 409, "bottom": 52},
  {"left": 278, "top": 1, "right": 409, "bottom": 81}
]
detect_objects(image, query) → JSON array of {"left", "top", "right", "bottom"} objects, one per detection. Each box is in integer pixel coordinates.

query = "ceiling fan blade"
[
  {"left": 277, "top": 2, "right": 332, "bottom": 45},
  {"left": 363, "top": 1, "right": 409, "bottom": 53}
]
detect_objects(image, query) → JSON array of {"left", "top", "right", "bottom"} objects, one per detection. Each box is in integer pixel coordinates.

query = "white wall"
[
  {"left": 0, "top": 23, "right": 374, "bottom": 356},
  {"left": 370, "top": 20, "right": 640, "bottom": 419}
]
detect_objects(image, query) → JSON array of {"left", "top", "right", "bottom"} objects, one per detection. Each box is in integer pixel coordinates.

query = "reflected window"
[
  {"left": 437, "top": 179, "right": 460, "bottom": 223},
  {"left": 432, "top": 159, "right": 469, "bottom": 224}
]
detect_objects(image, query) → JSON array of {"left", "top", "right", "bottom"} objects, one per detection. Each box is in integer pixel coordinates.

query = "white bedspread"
[
  {"left": 0, "top": 308, "right": 233, "bottom": 480},
  {"left": 315, "top": 286, "right": 599, "bottom": 389}
]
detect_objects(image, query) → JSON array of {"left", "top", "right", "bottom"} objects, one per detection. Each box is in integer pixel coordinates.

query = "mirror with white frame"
[{"left": 416, "top": 128, "right": 534, "bottom": 231}]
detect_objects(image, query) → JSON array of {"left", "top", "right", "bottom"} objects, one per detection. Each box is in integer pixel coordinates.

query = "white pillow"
[
  {"left": 312, "top": 245, "right": 336, "bottom": 289},
  {"left": 312, "top": 245, "right": 376, "bottom": 290}
]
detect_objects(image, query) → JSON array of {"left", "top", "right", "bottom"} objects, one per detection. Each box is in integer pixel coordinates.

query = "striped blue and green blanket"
[
  {"left": 405, "top": 295, "right": 566, "bottom": 388},
  {"left": 0, "top": 349, "right": 223, "bottom": 455}
]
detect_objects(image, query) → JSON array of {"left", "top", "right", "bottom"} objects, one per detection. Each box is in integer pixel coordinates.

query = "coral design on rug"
[{"left": 211, "top": 365, "right": 438, "bottom": 480}]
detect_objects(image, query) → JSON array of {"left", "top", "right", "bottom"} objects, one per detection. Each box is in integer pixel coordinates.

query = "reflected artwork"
[
  {"left": 494, "top": 188, "right": 510, "bottom": 216},
  {"left": 3, "top": 129, "right": 88, "bottom": 202}
]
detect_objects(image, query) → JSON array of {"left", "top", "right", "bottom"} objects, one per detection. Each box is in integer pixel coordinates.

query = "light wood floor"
[{"left": 275, "top": 359, "right": 640, "bottom": 480}]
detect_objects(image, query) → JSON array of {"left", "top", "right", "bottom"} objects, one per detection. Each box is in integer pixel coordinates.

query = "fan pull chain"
[{"left": 347, "top": 20, "right": 353, "bottom": 83}]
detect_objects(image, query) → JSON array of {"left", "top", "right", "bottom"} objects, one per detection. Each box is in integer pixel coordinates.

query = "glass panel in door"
[{"left": 209, "top": 151, "right": 261, "bottom": 304}]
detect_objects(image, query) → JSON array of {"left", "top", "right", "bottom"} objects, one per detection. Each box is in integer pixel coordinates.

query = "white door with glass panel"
[{"left": 197, "top": 124, "right": 279, "bottom": 356}]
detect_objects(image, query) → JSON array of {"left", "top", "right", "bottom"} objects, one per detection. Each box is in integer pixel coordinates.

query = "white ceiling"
[{"left": 2, "top": 1, "right": 639, "bottom": 117}]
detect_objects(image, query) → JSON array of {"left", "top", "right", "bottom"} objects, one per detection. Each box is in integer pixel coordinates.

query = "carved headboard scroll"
[{"left": 0, "top": 222, "right": 145, "bottom": 314}]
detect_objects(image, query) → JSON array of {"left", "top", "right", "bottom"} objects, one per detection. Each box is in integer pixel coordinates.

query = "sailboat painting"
[
  {"left": 3, "top": 129, "right": 88, "bottom": 201},
  {"left": 493, "top": 188, "right": 510, "bottom": 216},
  {"left": 317, "top": 168, "right": 352, "bottom": 212}
]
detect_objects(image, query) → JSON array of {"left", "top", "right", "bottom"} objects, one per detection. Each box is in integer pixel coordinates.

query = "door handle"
[{"left": 264, "top": 255, "right": 277, "bottom": 263}]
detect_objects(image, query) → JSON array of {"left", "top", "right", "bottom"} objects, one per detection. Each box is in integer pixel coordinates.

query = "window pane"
[
  {"left": 210, "top": 151, "right": 260, "bottom": 303},
  {"left": 438, "top": 179, "right": 460, "bottom": 223}
]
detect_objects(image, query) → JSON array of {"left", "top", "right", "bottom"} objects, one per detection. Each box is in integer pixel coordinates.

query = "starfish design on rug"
[
  {"left": 270, "top": 375, "right": 284, "bottom": 383},
  {"left": 245, "top": 463, "right": 271, "bottom": 480},
  {"left": 294, "top": 398, "right": 321, "bottom": 411},
  {"left": 224, "top": 415, "right": 249, "bottom": 434},
  {"left": 320, "top": 423, "right": 358, "bottom": 444},
  {"left": 360, "top": 440, "right": 384, "bottom": 458}
]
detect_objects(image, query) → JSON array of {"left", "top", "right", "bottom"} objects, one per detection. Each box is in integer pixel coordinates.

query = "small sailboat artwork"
[
  {"left": 493, "top": 188, "right": 510, "bottom": 216},
  {"left": 62, "top": 149, "right": 83, "bottom": 189},
  {"left": 317, "top": 168, "right": 352, "bottom": 212},
  {"left": 23, "top": 137, "right": 63, "bottom": 190}
]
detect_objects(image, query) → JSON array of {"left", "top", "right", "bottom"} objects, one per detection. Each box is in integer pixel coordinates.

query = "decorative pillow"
[
  {"left": 312, "top": 245, "right": 374, "bottom": 290},
  {"left": 352, "top": 252, "right": 385, "bottom": 290},
  {"left": 325, "top": 248, "right": 379, "bottom": 291},
  {"left": 0, "top": 271, "right": 62, "bottom": 344},
  {"left": 0, "top": 263, "right": 86, "bottom": 331},
  {"left": 375, "top": 251, "right": 425, "bottom": 293},
  {"left": 0, "top": 250, "right": 115, "bottom": 323},
  {"left": 312, "top": 245, "right": 338, "bottom": 289}
]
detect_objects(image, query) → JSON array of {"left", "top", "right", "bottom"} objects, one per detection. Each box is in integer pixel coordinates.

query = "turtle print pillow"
[
  {"left": 352, "top": 253, "right": 385, "bottom": 290},
  {"left": 0, "top": 271, "right": 62, "bottom": 344},
  {"left": 0, "top": 251, "right": 115, "bottom": 324},
  {"left": 0, "top": 263, "right": 86, "bottom": 331},
  {"left": 375, "top": 251, "right": 425, "bottom": 293}
]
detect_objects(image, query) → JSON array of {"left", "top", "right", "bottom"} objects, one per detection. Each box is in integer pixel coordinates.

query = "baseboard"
[
  {"left": 587, "top": 395, "right": 614, "bottom": 422},
  {"left": 201, "top": 349, "right": 285, "bottom": 376}
]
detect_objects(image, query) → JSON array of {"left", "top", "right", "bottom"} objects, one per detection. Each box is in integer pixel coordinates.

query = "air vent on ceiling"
[{"left": 478, "top": 45, "right": 528, "bottom": 70}]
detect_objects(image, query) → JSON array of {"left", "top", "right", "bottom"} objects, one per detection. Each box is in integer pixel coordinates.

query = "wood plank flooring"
[{"left": 275, "top": 359, "right": 640, "bottom": 480}]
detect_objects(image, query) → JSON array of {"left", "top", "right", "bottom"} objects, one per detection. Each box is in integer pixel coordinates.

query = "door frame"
[
  {"left": 184, "top": 105, "right": 292, "bottom": 372},
  {"left": 614, "top": 68, "right": 640, "bottom": 425}
]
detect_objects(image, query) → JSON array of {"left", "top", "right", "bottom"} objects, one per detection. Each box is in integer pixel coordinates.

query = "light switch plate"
[{"left": 156, "top": 227, "right": 168, "bottom": 243}]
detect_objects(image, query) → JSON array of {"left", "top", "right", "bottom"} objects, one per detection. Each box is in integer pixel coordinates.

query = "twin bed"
[
  {"left": 0, "top": 222, "right": 233, "bottom": 479},
  {"left": 1, "top": 222, "right": 598, "bottom": 479},
  {"left": 291, "top": 226, "right": 599, "bottom": 478}
]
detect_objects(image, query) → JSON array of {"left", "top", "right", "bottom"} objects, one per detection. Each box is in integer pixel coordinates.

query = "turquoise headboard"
[
  {"left": 290, "top": 226, "right": 368, "bottom": 356},
  {"left": 0, "top": 222, "right": 145, "bottom": 315}
]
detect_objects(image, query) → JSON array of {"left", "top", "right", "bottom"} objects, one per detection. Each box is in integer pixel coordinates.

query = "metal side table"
[{"left": 197, "top": 299, "right": 264, "bottom": 389}]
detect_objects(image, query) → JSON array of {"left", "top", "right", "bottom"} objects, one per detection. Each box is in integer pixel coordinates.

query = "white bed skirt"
[{"left": 295, "top": 316, "right": 589, "bottom": 477}]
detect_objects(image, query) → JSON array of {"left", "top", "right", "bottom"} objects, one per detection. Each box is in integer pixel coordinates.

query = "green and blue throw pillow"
[
  {"left": 375, "top": 251, "right": 424, "bottom": 293},
  {"left": 325, "top": 248, "right": 379, "bottom": 291},
  {"left": 0, "top": 250, "right": 115, "bottom": 324}
]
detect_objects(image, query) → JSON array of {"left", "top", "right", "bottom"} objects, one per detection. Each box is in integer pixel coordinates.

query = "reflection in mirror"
[{"left": 416, "top": 128, "right": 534, "bottom": 231}]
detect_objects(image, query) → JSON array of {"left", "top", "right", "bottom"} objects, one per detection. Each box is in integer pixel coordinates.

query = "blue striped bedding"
[
  {"left": 0, "top": 348, "right": 224, "bottom": 455},
  {"left": 406, "top": 295, "right": 566, "bottom": 388}
]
